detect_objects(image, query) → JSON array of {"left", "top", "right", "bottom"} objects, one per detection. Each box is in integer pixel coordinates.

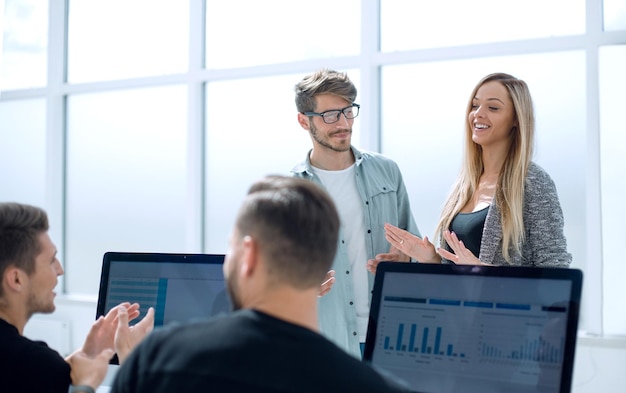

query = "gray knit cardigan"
[{"left": 442, "top": 162, "right": 572, "bottom": 267}]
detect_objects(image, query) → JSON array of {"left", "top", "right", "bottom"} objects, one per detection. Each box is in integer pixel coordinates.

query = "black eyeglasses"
[{"left": 302, "top": 103, "right": 360, "bottom": 124}]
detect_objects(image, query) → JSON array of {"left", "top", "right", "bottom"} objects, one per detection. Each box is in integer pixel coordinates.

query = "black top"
[
  {"left": 450, "top": 206, "right": 489, "bottom": 258},
  {"left": 0, "top": 318, "right": 71, "bottom": 393},
  {"left": 112, "top": 309, "right": 411, "bottom": 393}
]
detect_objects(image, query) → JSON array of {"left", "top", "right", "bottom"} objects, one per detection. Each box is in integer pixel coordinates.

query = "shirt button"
[
  {"left": 349, "top": 301, "right": 354, "bottom": 305},
  {"left": 367, "top": 229, "right": 371, "bottom": 234},
  {"left": 341, "top": 240, "right": 345, "bottom": 244},
  {"left": 346, "top": 270, "right": 350, "bottom": 275},
  {"left": 353, "top": 332, "right": 358, "bottom": 336}
]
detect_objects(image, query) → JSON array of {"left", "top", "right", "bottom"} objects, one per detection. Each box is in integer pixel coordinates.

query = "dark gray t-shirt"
[
  {"left": 112, "top": 309, "right": 411, "bottom": 393},
  {"left": 450, "top": 206, "right": 489, "bottom": 257}
]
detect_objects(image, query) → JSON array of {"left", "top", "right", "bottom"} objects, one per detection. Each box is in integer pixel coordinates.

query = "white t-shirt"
[{"left": 313, "top": 164, "right": 370, "bottom": 342}]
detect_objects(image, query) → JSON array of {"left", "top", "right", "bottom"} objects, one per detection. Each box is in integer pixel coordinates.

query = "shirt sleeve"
[{"left": 523, "top": 165, "right": 572, "bottom": 267}]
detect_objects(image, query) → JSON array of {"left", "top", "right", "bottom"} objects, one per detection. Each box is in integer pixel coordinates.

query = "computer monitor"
[{"left": 364, "top": 262, "right": 583, "bottom": 393}]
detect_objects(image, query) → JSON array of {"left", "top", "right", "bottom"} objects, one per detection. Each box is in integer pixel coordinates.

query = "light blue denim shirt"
[{"left": 291, "top": 146, "right": 420, "bottom": 358}]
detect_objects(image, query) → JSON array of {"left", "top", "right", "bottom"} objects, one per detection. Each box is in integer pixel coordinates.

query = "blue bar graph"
[
  {"left": 382, "top": 322, "right": 465, "bottom": 357},
  {"left": 421, "top": 327, "right": 429, "bottom": 353},
  {"left": 480, "top": 336, "right": 564, "bottom": 363},
  {"left": 434, "top": 327, "right": 442, "bottom": 355},
  {"left": 409, "top": 324, "right": 416, "bottom": 352},
  {"left": 396, "top": 324, "right": 404, "bottom": 351}
]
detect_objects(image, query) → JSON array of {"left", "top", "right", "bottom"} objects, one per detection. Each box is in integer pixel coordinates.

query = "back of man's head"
[
  {"left": 0, "top": 203, "right": 49, "bottom": 297},
  {"left": 237, "top": 176, "right": 339, "bottom": 289}
]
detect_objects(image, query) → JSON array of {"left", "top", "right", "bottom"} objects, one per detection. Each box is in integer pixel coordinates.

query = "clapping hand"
[{"left": 438, "top": 230, "right": 484, "bottom": 265}]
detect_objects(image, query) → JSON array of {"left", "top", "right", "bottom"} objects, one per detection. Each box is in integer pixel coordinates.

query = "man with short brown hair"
[
  {"left": 0, "top": 202, "right": 154, "bottom": 393},
  {"left": 111, "top": 176, "right": 410, "bottom": 392}
]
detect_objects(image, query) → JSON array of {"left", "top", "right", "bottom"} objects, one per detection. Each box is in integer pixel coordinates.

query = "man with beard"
[
  {"left": 111, "top": 176, "right": 411, "bottom": 393},
  {"left": 0, "top": 202, "right": 154, "bottom": 393},
  {"left": 292, "top": 69, "right": 422, "bottom": 358}
]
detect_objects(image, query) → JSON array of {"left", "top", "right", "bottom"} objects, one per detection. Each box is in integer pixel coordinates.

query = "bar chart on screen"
[
  {"left": 372, "top": 294, "right": 566, "bottom": 386},
  {"left": 381, "top": 322, "right": 467, "bottom": 358}
]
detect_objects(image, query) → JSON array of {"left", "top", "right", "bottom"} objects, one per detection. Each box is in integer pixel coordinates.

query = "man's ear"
[
  {"left": 239, "top": 235, "right": 259, "bottom": 278},
  {"left": 297, "top": 113, "right": 311, "bottom": 130},
  {"left": 2, "top": 267, "right": 26, "bottom": 293}
]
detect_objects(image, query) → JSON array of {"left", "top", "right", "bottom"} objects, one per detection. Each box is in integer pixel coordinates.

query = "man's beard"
[
  {"left": 310, "top": 123, "right": 351, "bottom": 153},
  {"left": 27, "top": 293, "right": 55, "bottom": 316}
]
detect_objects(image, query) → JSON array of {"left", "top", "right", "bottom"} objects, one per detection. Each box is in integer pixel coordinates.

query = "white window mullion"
[
  {"left": 46, "top": 0, "right": 68, "bottom": 291},
  {"left": 186, "top": 0, "right": 205, "bottom": 253}
]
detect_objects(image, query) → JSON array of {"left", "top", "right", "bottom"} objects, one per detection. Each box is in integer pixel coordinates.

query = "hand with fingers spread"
[
  {"left": 318, "top": 270, "right": 336, "bottom": 297},
  {"left": 82, "top": 302, "right": 141, "bottom": 358},
  {"left": 438, "top": 230, "right": 485, "bottom": 266},
  {"left": 115, "top": 306, "right": 155, "bottom": 364},
  {"left": 384, "top": 223, "right": 440, "bottom": 263}
]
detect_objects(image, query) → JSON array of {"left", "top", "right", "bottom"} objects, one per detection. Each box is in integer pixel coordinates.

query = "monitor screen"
[
  {"left": 97, "top": 252, "right": 230, "bottom": 328},
  {"left": 364, "top": 263, "right": 582, "bottom": 393}
]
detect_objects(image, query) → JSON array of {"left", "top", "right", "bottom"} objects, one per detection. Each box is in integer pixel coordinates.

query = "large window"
[
  {"left": 0, "top": 99, "right": 46, "bottom": 206},
  {"left": 65, "top": 86, "right": 188, "bottom": 293},
  {"left": 204, "top": 0, "right": 361, "bottom": 69},
  {"left": 1, "top": 0, "right": 47, "bottom": 89},
  {"left": 605, "top": 0, "right": 626, "bottom": 30},
  {"left": 1, "top": 0, "right": 625, "bottom": 336},
  {"left": 381, "top": 0, "right": 585, "bottom": 51},
  {"left": 67, "top": 0, "right": 189, "bottom": 83}
]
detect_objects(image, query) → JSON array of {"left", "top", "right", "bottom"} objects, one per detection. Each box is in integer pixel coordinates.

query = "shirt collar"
[{"left": 292, "top": 146, "right": 363, "bottom": 177}]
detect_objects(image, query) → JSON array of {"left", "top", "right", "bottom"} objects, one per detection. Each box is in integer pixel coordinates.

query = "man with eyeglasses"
[{"left": 291, "top": 69, "right": 422, "bottom": 358}]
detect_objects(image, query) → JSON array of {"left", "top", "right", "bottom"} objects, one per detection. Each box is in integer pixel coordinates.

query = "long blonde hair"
[{"left": 435, "top": 73, "right": 534, "bottom": 262}]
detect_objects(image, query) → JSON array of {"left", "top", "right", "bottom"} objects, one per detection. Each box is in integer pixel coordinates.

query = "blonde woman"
[{"left": 373, "top": 73, "right": 571, "bottom": 268}]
